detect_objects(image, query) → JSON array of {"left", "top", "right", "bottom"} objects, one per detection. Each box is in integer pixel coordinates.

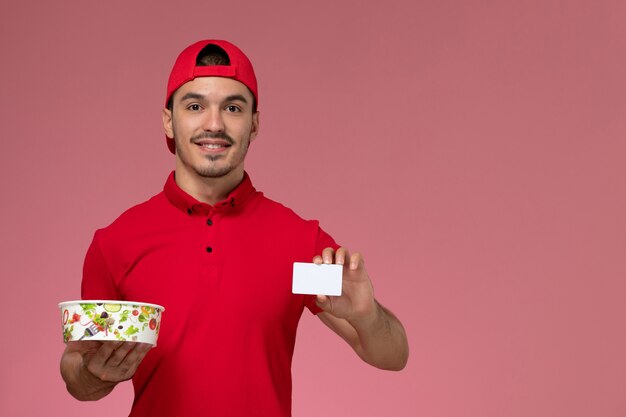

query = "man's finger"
[
  {"left": 105, "top": 342, "right": 135, "bottom": 368},
  {"left": 119, "top": 343, "right": 152, "bottom": 375},
  {"left": 84, "top": 341, "right": 122, "bottom": 377},
  {"left": 349, "top": 252, "right": 364, "bottom": 270},
  {"left": 91, "top": 341, "right": 123, "bottom": 366},
  {"left": 322, "top": 247, "right": 335, "bottom": 264},
  {"left": 335, "top": 247, "right": 349, "bottom": 266},
  {"left": 66, "top": 340, "right": 103, "bottom": 354},
  {"left": 94, "top": 342, "right": 152, "bottom": 382},
  {"left": 126, "top": 342, "right": 152, "bottom": 364},
  {"left": 316, "top": 294, "right": 332, "bottom": 313}
]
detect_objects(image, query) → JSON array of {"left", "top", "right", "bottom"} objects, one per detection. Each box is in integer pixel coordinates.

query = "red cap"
[{"left": 165, "top": 40, "right": 258, "bottom": 154}]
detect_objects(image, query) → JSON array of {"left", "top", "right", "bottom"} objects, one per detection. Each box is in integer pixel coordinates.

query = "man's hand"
[
  {"left": 61, "top": 340, "right": 151, "bottom": 401},
  {"left": 79, "top": 340, "right": 151, "bottom": 382},
  {"left": 313, "top": 247, "right": 409, "bottom": 371},
  {"left": 312, "top": 247, "right": 377, "bottom": 323}
]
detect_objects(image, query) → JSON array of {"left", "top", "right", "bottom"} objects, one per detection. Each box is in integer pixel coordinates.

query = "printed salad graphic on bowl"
[{"left": 59, "top": 301, "right": 165, "bottom": 345}]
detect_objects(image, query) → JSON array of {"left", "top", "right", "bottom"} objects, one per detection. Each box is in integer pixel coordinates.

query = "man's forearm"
[{"left": 350, "top": 301, "right": 409, "bottom": 371}]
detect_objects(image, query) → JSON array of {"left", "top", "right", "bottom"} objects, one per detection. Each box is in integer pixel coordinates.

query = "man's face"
[{"left": 162, "top": 77, "right": 259, "bottom": 179}]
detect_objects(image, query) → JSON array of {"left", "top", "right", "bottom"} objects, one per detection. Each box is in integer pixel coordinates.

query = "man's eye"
[
  {"left": 187, "top": 104, "right": 201, "bottom": 111},
  {"left": 226, "top": 105, "right": 241, "bottom": 112}
]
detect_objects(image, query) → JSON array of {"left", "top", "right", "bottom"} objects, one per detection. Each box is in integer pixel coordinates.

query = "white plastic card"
[{"left": 292, "top": 262, "right": 343, "bottom": 296}]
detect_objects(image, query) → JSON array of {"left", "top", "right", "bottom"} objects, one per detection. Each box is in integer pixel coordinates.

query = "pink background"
[{"left": 1, "top": 0, "right": 625, "bottom": 416}]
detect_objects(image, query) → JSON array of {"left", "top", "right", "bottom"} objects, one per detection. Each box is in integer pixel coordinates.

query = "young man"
[{"left": 60, "top": 39, "right": 408, "bottom": 417}]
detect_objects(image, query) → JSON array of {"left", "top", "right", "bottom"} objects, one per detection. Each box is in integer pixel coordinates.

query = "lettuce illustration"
[
  {"left": 119, "top": 310, "right": 130, "bottom": 323},
  {"left": 125, "top": 325, "right": 139, "bottom": 336}
]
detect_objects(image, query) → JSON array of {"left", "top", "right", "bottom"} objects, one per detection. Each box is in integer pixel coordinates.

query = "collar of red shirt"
[{"left": 163, "top": 171, "right": 257, "bottom": 216}]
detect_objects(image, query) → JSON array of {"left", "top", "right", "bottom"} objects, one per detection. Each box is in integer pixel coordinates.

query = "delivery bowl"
[{"left": 59, "top": 300, "right": 165, "bottom": 345}]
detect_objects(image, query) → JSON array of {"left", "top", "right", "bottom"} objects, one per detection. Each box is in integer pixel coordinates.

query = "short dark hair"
[
  {"left": 196, "top": 44, "right": 231, "bottom": 66},
  {"left": 167, "top": 44, "right": 257, "bottom": 112}
]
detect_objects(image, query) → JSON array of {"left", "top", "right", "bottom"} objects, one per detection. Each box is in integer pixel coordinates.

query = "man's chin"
[{"left": 194, "top": 165, "right": 233, "bottom": 178}]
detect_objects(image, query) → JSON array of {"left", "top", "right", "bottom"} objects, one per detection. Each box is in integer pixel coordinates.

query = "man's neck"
[{"left": 174, "top": 167, "right": 244, "bottom": 206}]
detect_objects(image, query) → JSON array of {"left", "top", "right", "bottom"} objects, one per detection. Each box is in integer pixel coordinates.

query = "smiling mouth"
[
  {"left": 193, "top": 138, "right": 233, "bottom": 154},
  {"left": 199, "top": 143, "right": 231, "bottom": 149},
  {"left": 192, "top": 132, "right": 234, "bottom": 152}
]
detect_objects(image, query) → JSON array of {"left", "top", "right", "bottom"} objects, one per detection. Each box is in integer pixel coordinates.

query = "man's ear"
[
  {"left": 249, "top": 111, "right": 260, "bottom": 143},
  {"left": 162, "top": 108, "right": 174, "bottom": 139}
]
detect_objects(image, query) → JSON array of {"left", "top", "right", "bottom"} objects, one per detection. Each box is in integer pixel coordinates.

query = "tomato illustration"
[
  {"left": 149, "top": 319, "right": 157, "bottom": 330},
  {"left": 132, "top": 310, "right": 139, "bottom": 316}
]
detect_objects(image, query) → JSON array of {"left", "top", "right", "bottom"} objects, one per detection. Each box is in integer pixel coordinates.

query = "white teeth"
[{"left": 202, "top": 144, "right": 223, "bottom": 149}]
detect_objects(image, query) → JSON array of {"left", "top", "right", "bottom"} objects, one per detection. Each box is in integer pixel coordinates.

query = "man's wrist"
[{"left": 349, "top": 300, "right": 387, "bottom": 333}]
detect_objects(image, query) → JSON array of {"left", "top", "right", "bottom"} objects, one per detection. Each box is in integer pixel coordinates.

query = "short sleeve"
[
  {"left": 304, "top": 225, "right": 341, "bottom": 315},
  {"left": 81, "top": 231, "right": 121, "bottom": 300}
]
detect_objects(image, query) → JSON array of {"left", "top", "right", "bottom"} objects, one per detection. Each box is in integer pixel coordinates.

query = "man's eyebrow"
[
  {"left": 178, "top": 92, "right": 249, "bottom": 104},
  {"left": 224, "top": 94, "right": 248, "bottom": 104},
  {"left": 179, "top": 92, "right": 205, "bottom": 102}
]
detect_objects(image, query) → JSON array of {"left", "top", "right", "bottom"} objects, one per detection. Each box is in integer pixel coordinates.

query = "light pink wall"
[{"left": 1, "top": 1, "right": 625, "bottom": 416}]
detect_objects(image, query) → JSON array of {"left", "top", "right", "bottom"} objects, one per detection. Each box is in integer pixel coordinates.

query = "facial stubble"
[{"left": 172, "top": 116, "right": 252, "bottom": 179}]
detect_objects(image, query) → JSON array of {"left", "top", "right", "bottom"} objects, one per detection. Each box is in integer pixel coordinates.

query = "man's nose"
[{"left": 202, "top": 107, "right": 225, "bottom": 133}]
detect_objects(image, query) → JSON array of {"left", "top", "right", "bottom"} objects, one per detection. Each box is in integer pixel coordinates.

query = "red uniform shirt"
[{"left": 82, "top": 172, "right": 338, "bottom": 417}]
